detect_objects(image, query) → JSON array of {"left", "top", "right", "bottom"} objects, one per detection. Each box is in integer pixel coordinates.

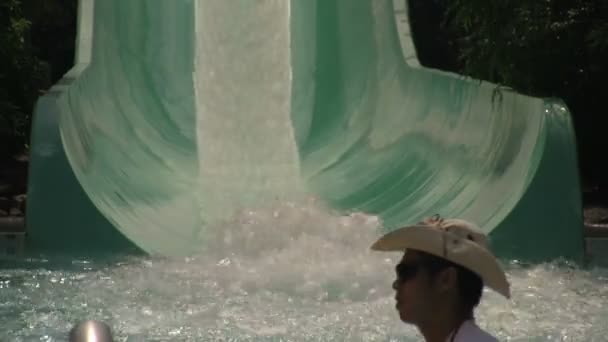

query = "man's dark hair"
[{"left": 418, "top": 251, "right": 484, "bottom": 315}]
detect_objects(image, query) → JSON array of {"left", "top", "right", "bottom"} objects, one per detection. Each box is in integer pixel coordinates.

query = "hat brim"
[{"left": 371, "top": 225, "right": 511, "bottom": 299}]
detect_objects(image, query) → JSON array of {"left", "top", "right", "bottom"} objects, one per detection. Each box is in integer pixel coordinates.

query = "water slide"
[{"left": 25, "top": 0, "right": 585, "bottom": 262}]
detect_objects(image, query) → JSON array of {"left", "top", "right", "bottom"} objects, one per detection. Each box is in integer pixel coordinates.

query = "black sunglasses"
[
  {"left": 395, "top": 262, "right": 422, "bottom": 282},
  {"left": 396, "top": 257, "right": 456, "bottom": 283}
]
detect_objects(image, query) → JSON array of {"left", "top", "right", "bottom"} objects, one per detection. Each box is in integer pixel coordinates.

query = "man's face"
[{"left": 392, "top": 250, "right": 448, "bottom": 324}]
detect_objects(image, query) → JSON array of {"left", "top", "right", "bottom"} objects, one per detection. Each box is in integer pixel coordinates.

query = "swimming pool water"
[{"left": 2, "top": 201, "right": 608, "bottom": 341}]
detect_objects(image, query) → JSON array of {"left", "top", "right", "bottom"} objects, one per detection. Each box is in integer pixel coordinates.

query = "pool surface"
[{"left": 3, "top": 202, "right": 607, "bottom": 341}]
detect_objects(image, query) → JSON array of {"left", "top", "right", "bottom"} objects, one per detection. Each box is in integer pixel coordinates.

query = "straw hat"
[{"left": 370, "top": 215, "right": 510, "bottom": 299}]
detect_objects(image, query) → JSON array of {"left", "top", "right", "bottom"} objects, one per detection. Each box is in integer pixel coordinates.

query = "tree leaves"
[
  {"left": 0, "top": 0, "right": 76, "bottom": 155},
  {"left": 440, "top": 0, "right": 608, "bottom": 99}
]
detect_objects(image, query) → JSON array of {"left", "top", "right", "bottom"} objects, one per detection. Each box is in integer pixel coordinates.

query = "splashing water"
[{"left": 2, "top": 200, "right": 608, "bottom": 341}]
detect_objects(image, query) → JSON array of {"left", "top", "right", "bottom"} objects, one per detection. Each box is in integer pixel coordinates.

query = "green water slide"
[{"left": 25, "top": 0, "right": 585, "bottom": 262}]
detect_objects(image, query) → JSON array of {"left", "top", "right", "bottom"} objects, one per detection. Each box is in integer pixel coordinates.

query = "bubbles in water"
[{"left": 2, "top": 199, "right": 608, "bottom": 341}]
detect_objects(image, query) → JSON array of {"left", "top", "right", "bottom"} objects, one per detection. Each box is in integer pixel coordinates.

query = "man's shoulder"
[{"left": 454, "top": 320, "right": 499, "bottom": 342}]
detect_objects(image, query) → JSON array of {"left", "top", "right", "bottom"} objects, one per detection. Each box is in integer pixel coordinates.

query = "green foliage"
[
  {"left": 442, "top": 0, "right": 608, "bottom": 99},
  {"left": 0, "top": 0, "right": 76, "bottom": 156},
  {"left": 1, "top": 0, "right": 40, "bottom": 153}
]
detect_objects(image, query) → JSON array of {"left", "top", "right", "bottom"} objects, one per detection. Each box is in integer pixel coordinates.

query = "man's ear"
[{"left": 434, "top": 267, "right": 459, "bottom": 293}]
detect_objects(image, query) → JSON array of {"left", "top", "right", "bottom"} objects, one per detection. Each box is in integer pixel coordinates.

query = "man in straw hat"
[{"left": 370, "top": 214, "right": 510, "bottom": 342}]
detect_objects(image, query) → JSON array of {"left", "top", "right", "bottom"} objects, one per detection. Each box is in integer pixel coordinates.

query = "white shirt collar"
[{"left": 446, "top": 320, "right": 498, "bottom": 342}]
